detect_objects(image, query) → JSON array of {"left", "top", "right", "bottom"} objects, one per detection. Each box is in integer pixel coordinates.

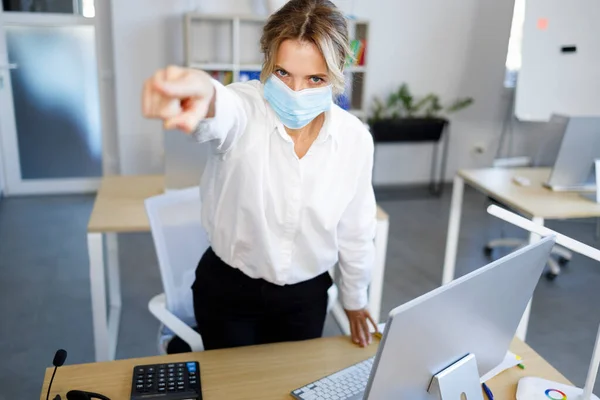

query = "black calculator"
[{"left": 130, "top": 361, "right": 202, "bottom": 399}]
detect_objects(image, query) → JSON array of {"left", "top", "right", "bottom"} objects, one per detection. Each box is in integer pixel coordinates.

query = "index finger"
[{"left": 154, "top": 73, "right": 200, "bottom": 99}]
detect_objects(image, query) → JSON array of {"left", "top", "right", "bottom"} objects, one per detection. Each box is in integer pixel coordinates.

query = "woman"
[{"left": 142, "top": 0, "right": 377, "bottom": 350}]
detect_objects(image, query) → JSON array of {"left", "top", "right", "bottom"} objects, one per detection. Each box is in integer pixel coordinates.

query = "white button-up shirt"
[{"left": 193, "top": 79, "right": 376, "bottom": 310}]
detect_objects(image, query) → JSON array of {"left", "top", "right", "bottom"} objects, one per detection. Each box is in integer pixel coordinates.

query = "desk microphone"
[
  {"left": 47, "top": 349, "right": 111, "bottom": 400},
  {"left": 47, "top": 349, "right": 67, "bottom": 400}
]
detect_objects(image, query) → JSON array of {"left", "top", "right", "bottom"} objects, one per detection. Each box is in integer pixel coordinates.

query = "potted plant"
[{"left": 368, "top": 84, "right": 474, "bottom": 143}]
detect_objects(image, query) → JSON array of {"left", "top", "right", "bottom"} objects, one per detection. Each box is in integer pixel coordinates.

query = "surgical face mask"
[{"left": 264, "top": 75, "right": 332, "bottom": 129}]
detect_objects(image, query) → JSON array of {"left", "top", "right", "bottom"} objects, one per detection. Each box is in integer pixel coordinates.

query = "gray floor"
[{"left": 0, "top": 187, "right": 599, "bottom": 399}]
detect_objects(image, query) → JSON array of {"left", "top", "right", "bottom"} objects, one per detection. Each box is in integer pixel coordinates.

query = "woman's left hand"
[{"left": 345, "top": 308, "right": 378, "bottom": 347}]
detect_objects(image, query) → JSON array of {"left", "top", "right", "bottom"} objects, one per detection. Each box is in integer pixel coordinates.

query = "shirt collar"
[{"left": 267, "top": 98, "right": 341, "bottom": 149}]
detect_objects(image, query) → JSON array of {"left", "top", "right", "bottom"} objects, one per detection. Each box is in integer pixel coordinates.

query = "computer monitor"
[
  {"left": 544, "top": 116, "right": 600, "bottom": 192},
  {"left": 364, "top": 236, "right": 555, "bottom": 399}
]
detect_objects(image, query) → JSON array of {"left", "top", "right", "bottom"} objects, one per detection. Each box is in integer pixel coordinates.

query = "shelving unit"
[{"left": 184, "top": 13, "right": 369, "bottom": 119}]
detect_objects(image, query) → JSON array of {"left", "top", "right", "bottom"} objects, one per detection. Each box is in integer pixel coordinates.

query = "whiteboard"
[{"left": 515, "top": 0, "right": 600, "bottom": 121}]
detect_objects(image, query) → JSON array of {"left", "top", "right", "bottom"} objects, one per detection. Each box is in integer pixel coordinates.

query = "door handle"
[{"left": 0, "top": 63, "right": 18, "bottom": 70}]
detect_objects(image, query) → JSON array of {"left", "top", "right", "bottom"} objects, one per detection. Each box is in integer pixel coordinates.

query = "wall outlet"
[{"left": 473, "top": 143, "right": 486, "bottom": 154}]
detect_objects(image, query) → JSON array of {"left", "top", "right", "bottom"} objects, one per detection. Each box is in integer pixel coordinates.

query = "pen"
[{"left": 482, "top": 382, "right": 494, "bottom": 400}]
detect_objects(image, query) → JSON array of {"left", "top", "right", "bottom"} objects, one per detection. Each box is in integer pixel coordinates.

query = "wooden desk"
[
  {"left": 40, "top": 336, "right": 571, "bottom": 400},
  {"left": 87, "top": 175, "right": 390, "bottom": 362},
  {"left": 442, "top": 167, "right": 600, "bottom": 340}
]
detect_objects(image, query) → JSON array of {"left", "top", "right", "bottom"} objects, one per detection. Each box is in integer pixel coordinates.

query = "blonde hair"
[{"left": 260, "top": 0, "right": 351, "bottom": 95}]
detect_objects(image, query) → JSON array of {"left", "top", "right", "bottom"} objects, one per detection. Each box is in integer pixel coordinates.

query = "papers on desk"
[{"left": 481, "top": 351, "right": 522, "bottom": 383}]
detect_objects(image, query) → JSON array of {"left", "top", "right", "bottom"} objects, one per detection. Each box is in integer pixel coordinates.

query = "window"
[
  {"left": 2, "top": 0, "right": 94, "bottom": 17},
  {"left": 504, "top": 0, "right": 526, "bottom": 88}
]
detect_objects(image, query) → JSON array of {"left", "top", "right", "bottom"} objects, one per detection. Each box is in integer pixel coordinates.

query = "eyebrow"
[{"left": 275, "top": 65, "right": 328, "bottom": 78}]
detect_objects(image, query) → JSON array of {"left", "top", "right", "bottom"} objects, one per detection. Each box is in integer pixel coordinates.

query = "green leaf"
[
  {"left": 445, "top": 97, "right": 474, "bottom": 113},
  {"left": 397, "top": 83, "right": 413, "bottom": 114},
  {"left": 425, "top": 95, "right": 442, "bottom": 118}
]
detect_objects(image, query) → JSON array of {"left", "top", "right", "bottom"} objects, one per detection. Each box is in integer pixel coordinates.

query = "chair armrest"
[
  {"left": 327, "top": 283, "right": 338, "bottom": 313},
  {"left": 148, "top": 294, "right": 204, "bottom": 352}
]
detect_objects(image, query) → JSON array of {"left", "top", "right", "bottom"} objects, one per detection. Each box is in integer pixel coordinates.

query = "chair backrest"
[{"left": 145, "top": 187, "right": 209, "bottom": 327}]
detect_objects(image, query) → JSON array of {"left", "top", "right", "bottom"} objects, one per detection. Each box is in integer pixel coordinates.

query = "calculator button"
[
  {"left": 177, "top": 372, "right": 184, "bottom": 377},
  {"left": 157, "top": 387, "right": 166, "bottom": 393},
  {"left": 146, "top": 374, "right": 154, "bottom": 380},
  {"left": 177, "top": 363, "right": 185, "bottom": 368},
  {"left": 168, "top": 368, "right": 175, "bottom": 373},
  {"left": 136, "top": 384, "right": 144, "bottom": 391},
  {"left": 135, "top": 368, "right": 145, "bottom": 374},
  {"left": 146, "top": 383, "right": 153, "bottom": 389},
  {"left": 158, "top": 378, "right": 165, "bottom": 383},
  {"left": 178, "top": 377, "right": 184, "bottom": 382},
  {"left": 168, "top": 385, "right": 176, "bottom": 392},
  {"left": 168, "top": 377, "right": 175, "bottom": 382},
  {"left": 136, "top": 378, "right": 144, "bottom": 384},
  {"left": 167, "top": 363, "right": 175, "bottom": 368},
  {"left": 189, "top": 379, "right": 197, "bottom": 386},
  {"left": 147, "top": 367, "right": 155, "bottom": 373}
]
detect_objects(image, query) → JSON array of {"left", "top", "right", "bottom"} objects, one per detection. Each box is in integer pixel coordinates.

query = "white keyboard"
[{"left": 290, "top": 357, "right": 374, "bottom": 400}]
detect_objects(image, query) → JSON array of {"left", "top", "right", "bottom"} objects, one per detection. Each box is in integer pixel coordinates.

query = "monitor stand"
[{"left": 427, "top": 354, "right": 484, "bottom": 400}]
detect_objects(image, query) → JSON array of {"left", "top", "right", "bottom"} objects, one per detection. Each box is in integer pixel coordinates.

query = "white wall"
[{"left": 112, "top": 0, "right": 547, "bottom": 183}]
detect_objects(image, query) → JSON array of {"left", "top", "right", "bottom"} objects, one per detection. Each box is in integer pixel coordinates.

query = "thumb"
[{"left": 164, "top": 110, "right": 201, "bottom": 134}]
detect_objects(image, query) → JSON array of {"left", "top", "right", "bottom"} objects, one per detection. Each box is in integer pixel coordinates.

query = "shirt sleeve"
[
  {"left": 191, "top": 79, "right": 248, "bottom": 153},
  {"left": 337, "top": 135, "right": 377, "bottom": 310}
]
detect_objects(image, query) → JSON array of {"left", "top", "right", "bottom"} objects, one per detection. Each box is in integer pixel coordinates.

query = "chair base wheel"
[
  {"left": 545, "top": 271, "right": 558, "bottom": 281},
  {"left": 483, "top": 246, "right": 493, "bottom": 258},
  {"left": 558, "top": 256, "right": 570, "bottom": 267}
]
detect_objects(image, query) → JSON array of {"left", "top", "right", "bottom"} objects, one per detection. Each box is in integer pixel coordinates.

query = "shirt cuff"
[
  {"left": 191, "top": 78, "right": 232, "bottom": 142},
  {"left": 341, "top": 287, "right": 368, "bottom": 311}
]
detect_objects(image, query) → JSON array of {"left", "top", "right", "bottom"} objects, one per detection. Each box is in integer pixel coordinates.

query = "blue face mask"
[{"left": 264, "top": 75, "right": 333, "bottom": 129}]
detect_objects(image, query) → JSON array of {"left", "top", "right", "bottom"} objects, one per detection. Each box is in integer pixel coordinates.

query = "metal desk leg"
[
  {"left": 369, "top": 214, "right": 389, "bottom": 324},
  {"left": 516, "top": 217, "right": 544, "bottom": 341},
  {"left": 88, "top": 232, "right": 122, "bottom": 362},
  {"left": 442, "top": 176, "right": 465, "bottom": 285},
  {"left": 106, "top": 233, "right": 122, "bottom": 360}
]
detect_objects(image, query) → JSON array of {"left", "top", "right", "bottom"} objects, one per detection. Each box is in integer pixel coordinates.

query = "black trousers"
[{"left": 192, "top": 247, "right": 332, "bottom": 350}]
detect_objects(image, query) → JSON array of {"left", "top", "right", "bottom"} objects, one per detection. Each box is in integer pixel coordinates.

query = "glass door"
[{"left": 0, "top": 0, "right": 103, "bottom": 195}]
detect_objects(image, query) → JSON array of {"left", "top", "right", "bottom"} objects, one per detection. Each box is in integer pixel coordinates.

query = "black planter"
[{"left": 370, "top": 118, "right": 448, "bottom": 143}]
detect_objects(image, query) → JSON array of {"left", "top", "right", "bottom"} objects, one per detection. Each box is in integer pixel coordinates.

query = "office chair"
[
  {"left": 145, "top": 186, "right": 339, "bottom": 354},
  {"left": 485, "top": 115, "right": 573, "bottom": 280}
]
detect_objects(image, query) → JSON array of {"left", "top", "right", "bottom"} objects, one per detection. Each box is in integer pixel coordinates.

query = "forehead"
[{"left": 275, "top": 39, "right": 328, "bottom": 75}]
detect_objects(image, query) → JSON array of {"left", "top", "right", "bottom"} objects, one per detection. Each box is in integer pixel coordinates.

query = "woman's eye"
[
  {"left": 276, "top": 69, "right": 288, "bottom": 77},
  {"left": 310, "top": 76, "right": 323, "bottom": 84}
]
